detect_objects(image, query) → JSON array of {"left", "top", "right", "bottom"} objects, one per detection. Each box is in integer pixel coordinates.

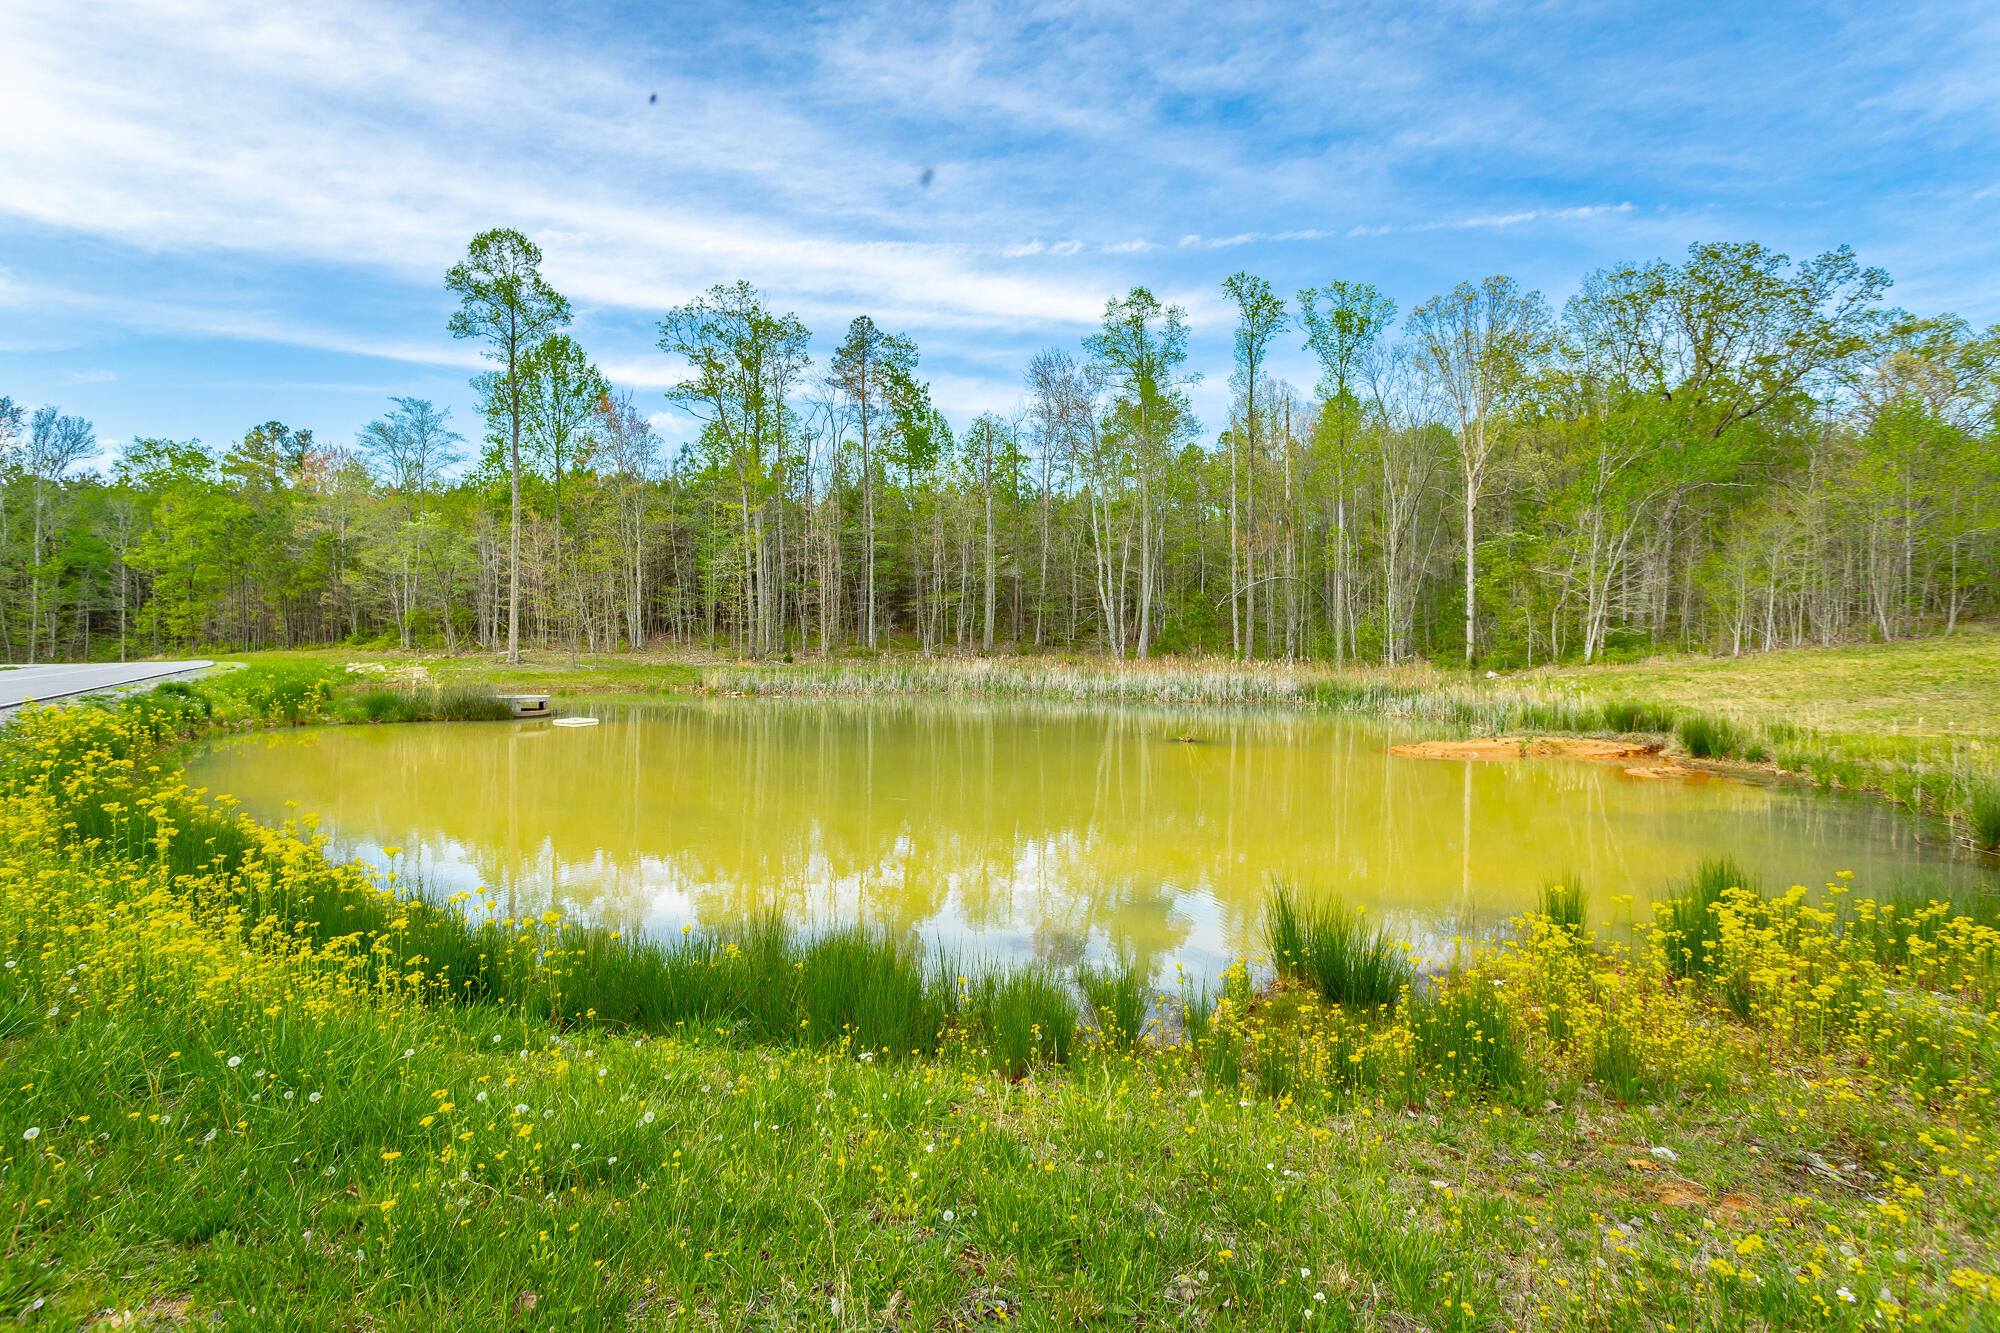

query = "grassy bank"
[{"left": 2, "top": 694, "right": 1998, "bottom": 1328}]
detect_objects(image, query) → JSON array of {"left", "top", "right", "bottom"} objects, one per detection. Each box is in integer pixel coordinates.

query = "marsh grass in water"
[
  {"left": 343, "top": 682, "right": 514, "bottom": 724},
  {"left": 1539, "top": 878, "right": 1588, "bottom": 934},
  {"left": 1265, "top": 882, "right": 1412, "bottom": 1010},
  {"left": 1969, "top": 778, "right": 2000, "bottom": 850},
  {"left": 1078, "top": 959, "right": 1152, "bottom": 1050},
  {"left": 1658, "top": 856, "right": 1764, "bottom": 981}
]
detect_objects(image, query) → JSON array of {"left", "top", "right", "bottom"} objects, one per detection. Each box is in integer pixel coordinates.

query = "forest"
[{"left": 1, "top": 230, "right": 1993, "bottom": 667}]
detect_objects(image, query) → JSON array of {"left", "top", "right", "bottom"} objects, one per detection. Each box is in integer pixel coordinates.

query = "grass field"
[
  {"left": 1531, "top": 627, "right": 2000, "bottom": 746},
  {"left": 1, "top": 687, "right": 1997, "bottom": 1328}
]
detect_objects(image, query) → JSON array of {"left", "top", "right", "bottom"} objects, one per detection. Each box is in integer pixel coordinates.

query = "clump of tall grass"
[
  {"left": 355, "top": 687, "right": 422, "bottom": 722},
  {"left": 340, "top": 683, "right": 514, "bottom": 724},
  {"left": 1540, "top": 877, "right": 1588, "bottom": 934},
  {"left": 1590, "top": 1023, "right": 1668, "bottom": 1102},
  {"left": 1178, "top": 977, "right": 1215, "bottom": 1047},
  {"left": 1967, "top": 779, "right": 2000, "bottom": 851},
  {"left": 1595, "top": 699, "right": 1677, "bottom": 734},
  {"left": 959, "top": 969, "right": 1078, "bottom": 1077},
  {"left": 433, "top": 685, "right": 516, "bottom": 721},
  {"left": 1079, "top": 960, "right": 1152, "bottom": 1050},
  {"left": 1677, "top": 712, "right": 1741, "bottom": 760},
  {"left": 1265, "top": 883, "right": 1411, "bottom": 1010},
  {"left": 1657, "top": 857, "right": 1763, "bottom": 981}
]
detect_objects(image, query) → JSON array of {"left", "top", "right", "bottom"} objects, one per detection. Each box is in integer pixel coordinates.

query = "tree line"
[{"left": 1, "top": 229, "right": 1993, "bottom": 667}]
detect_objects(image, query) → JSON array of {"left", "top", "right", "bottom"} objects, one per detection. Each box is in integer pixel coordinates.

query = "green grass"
[
  {"left": 1969, "top": 778, "right": 2000, "bottom": 850},
  {"left": 15, "top": 969, "right": 1987, "bottom": 1332},
  {"left": 1593, "top": 698, "right": 1678, "bottom": 734},
  {"left": 1536, "top": 626, "right": 2000, "bottom": 743},
  {"left": 1657, "top": 857, "right": 1764, "bottom": 983},
  {"left": 1405, "top": 976, "right": 1530, "bottom": 1094},
  {"left": 1676, "top": 711, "right": 1741, "bottom": 759},
  {"left": 1539, "top": 879, "right": 1587, "bottom": 933},
  {"left": 1264, "top": 883, "right": 1413, "bottom": 1010},
  {"left": 5, "top": 695, "right": 1999, "bottom": 1328},
  {"left": 1078, "top": 960, "right": 1152, "bottom": 1050}
]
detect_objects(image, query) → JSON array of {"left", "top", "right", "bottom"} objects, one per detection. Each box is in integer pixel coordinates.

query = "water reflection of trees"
[{"left": 191, "top": 700, "right": 1990, "bottom": 974}]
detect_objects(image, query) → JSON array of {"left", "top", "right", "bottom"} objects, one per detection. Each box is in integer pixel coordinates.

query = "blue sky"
[{"left": 3, "top": 0, "right": 1997, "bottom": 466}]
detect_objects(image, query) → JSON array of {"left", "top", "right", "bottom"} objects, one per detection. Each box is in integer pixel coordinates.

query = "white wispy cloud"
[{"left": 3, "top": 0, "right": 1996, "bottom": 450}]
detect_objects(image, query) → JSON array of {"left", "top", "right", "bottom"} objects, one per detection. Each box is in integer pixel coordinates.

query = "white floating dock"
[{"left": 551, "top": 716, "right": 599, "bottom": 728}]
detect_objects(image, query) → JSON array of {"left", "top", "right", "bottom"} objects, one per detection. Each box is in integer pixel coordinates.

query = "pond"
[{"left": 186, "top": 699, "right": 1991, "bottom": 977}]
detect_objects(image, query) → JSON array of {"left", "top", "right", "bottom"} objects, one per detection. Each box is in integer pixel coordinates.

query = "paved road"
[{"left": 0, "top": 661, "right": 218, "bottom": 713}]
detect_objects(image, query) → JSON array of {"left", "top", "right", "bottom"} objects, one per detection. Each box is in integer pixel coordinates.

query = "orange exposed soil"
[
  {"left": 1388, "top": 736, "right": 1658, "bottom": 761},
  {"left": 1387, "top": 735, "right": 1703, "bottom": 778}
]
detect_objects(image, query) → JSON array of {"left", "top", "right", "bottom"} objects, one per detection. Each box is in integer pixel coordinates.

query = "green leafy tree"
[
  {"left": 447, "top": 229, "right": 571, "bottom": 661},
  {"left": 659, "top": 282, "right": 811, "bottom": 655},
  {"left": 1407, "top": 275, "right": 1554, "bottom": 664},
  {"left": 359, "top": 398, "right": 463, "bottom": 647},
  {"left": 831, "top": 318, "right": 918, "bottom": 649},
  {"left": 1299, "top": 280, "right": 1396, "bottom": 660},
  {"left": 24, "top": 406, "right": 96, "bottom": 662},
  {"left": 1087, "top": 287, "right": 1196, "bottom": 659},
  {"left": 1222, "top": 273, "right": 1285, "bottom": 658}
]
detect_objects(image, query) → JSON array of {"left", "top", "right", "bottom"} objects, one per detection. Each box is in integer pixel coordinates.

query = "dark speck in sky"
[
  {"left": 648, "top": 92, "right": 658, "bottom": 105},
  {"left": 919, "top": 167, "right": 934, "bottom": 188}
]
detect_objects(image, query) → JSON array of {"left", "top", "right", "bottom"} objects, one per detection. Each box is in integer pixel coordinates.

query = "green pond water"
[{"left": 185, "top": 699, "right": 1992, "bottom": 976}]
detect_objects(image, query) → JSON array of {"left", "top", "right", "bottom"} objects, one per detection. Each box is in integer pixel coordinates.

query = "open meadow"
[
  {"left": 10, "top": 3, "right": 2000, "bottom": 1326},
  {"left": 1, "top": 645, "right": 1996, "bottom": 1328}
]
